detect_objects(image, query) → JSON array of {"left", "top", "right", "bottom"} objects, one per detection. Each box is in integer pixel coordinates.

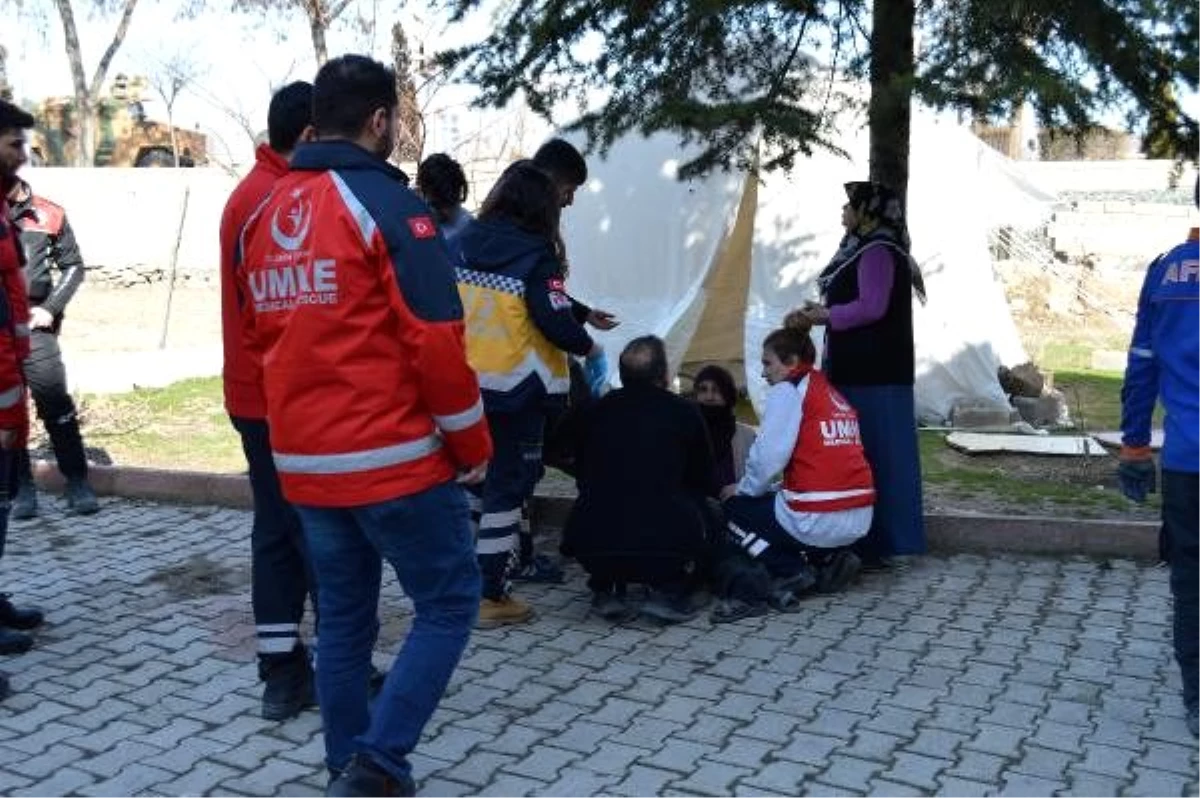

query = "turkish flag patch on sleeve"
[{"left": 407, "top": 215, "right": 437, "bottom": 239}]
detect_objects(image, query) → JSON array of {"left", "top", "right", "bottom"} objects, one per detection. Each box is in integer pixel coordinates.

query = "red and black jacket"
[{"left": 9, "top": 180, "right": 86, "bottom": 322}]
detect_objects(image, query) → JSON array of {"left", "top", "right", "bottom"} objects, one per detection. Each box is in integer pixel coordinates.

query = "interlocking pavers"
[{"left": 0, "top": 498, "right": 1196, "bottom": 798}]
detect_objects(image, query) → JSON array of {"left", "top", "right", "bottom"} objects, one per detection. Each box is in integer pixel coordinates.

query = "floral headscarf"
[{"left": 818, "top": 181, "right": 927, "bottom": 304}]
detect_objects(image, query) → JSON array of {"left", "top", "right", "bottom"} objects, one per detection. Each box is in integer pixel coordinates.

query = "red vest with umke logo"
[{"left": 782, "top": 368, "right": 875, "bottom": 512}]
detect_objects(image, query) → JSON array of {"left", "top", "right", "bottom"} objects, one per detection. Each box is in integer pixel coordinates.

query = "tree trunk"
[
  {"left": 53, "top": 0, "right": 140, "bottom": 167},
  {"left": 306, "top": 0, "right": 355, "bottom": 67},
  {"left": 309, "top": 13, "right": 330, "bottom": 66},
  {"left": 53, "top": 0, "right": 93, "bottom": 166},
  {"left": 867, "top": 0, "right": 915, "bottom": 207},
  {"left": 167, "top": 109, "right": 180, "bottom": 166},
  {"left": 309, "top": 19, "right": 329, "bottom": 65}
]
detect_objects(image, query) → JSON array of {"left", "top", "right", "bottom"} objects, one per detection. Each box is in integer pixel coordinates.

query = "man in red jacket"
[
  {"left": 0, "top": 100, "right": 42, "bottom": 698},
  {"left": 236, "top": 56, "right": 491, "bottom": 797},
  {"left": 218, "top": 81, "right": 319, "bottom": 722}
]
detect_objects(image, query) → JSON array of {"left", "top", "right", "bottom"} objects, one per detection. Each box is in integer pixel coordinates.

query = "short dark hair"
[
  {"left": 312, "top": 54, "right": 397, "bottom": 140},
  {"left": 532, "top": 137, "right": 587, "bottom": 187},
  {"left": 0, "top": 99, "right": 34, "bottom": 134},
  {"left": 417, "top": 153, "right": 468, "bottom": 221},
  {"left": 478, "top": 160, "right": 561, "bottom": 242},
  {"left": 267, "top": 81, "right": 313, "bottom": 153},
  {"left": 619, "top": 336, "right": 669, "bottom": 389}
]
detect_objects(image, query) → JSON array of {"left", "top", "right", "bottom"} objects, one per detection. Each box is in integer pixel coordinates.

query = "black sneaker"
[
  {"left": 511, "top": 553, "right": 565, "bottom": 584},
  {"left": 327, "top": 754, "right": 415, "bottom": 797},
  {"left": 65, "top": 480, "right": 100, "bottom": 516},
  {"left": 591, "top": 591, "right": 636, "bottom": 622},
  {"left": 816, "top": 551, "right": 862, "bottom": 594},
  {"left": 710, "top": 597, "right": 769, "bottom": 624},
  {"left": 0, "top": 628, "right": 33, "bottom": 655},
  {"left": 640, "top": 589, "right": 698, "bottom": 624},
  {"left": 261, "top": 659, "right": 315, "bottom": 721},
  {"left": 0, "top": 593, "right": 43, "bottom": 630},
  {"left": 10, "top": 483, "right": 37, "bottom": 520},
  {"left": 772, "top": 564, "right": 817, "bottom": 597}
]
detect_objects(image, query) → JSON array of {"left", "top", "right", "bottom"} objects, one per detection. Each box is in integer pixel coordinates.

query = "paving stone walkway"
[{"left": 0, "top": 496, "right": 1195, "bottom": 797}]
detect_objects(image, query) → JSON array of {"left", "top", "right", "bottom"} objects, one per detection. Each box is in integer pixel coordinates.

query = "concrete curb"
[{"left": 34, "top": 461, "right": 1159, "bottom": 560}]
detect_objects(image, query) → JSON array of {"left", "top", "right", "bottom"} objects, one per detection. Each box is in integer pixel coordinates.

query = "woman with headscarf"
[
  {"left": 792, "top": 181, "right": 927, "bottom": 569},
  {"left": 692, "top": 364, "right": 757, "bottom": 495}
]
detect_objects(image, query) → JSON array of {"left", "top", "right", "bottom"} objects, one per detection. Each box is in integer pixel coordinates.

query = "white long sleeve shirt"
[{"left": 737, "top": 376, "right": 872, "bottom": 548}]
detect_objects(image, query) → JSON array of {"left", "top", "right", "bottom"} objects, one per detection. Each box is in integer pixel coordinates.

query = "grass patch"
[
  {"left": 917, "top": 430, "right": 1150, "bottom": 517},
  {"left": 74, "top": 377, "right": 244, "bottom": 473},
  {"left": 1039, "top": 341, "right": 1097, "bottom": 371},
  {"left": 70, "top": 373, "right": 1156, "bottom": 519},
  {"left": 1053, "top": 368, "right": 1124, "bottom": 431}
]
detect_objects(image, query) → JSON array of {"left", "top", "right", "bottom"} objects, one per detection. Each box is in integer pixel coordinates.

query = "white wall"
[{"left": 21, "top": 167, "right": 239, "bottom": 281}]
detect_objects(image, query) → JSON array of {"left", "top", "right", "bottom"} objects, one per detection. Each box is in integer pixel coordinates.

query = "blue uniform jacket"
[{"left": 1121, "top": 232, "right": 1199, "bottom": 473}]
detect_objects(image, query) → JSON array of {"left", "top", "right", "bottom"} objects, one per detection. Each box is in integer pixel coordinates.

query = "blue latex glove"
[
  {"left": 1117, "top": 458, "right": 1157, "bottom": 504},
  {"left": 584, "top": 349, "right": 609, "bottom": 397}
]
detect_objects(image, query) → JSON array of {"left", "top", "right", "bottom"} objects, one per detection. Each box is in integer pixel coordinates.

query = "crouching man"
[{"left": 562, "top": 335, "right": 717, "bottom": 624}]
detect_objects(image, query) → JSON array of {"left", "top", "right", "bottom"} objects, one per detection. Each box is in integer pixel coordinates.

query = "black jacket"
[
  {"left": 9, "top": 184, "right": 86, "bottom": 320},
  {"left": 562, "top": 382, "right": 716, "bottom": 565}
]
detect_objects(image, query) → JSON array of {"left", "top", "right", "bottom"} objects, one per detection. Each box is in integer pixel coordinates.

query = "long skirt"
[{"left": 836, "top": 383, "right": 926, "bottom": 559}]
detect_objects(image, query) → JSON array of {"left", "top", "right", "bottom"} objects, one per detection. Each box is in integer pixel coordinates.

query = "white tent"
[{"left": 560, "top": 110, "right": 1053, "bottom": 423}]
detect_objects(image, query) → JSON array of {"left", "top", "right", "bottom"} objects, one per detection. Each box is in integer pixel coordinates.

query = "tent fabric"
[{"left": 551, "top": 114, "right": 1052, "bottom": 423}]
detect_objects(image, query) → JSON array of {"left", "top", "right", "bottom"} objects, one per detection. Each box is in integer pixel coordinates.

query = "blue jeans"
[
  {"left": 231, "top": 416, "right": 314, "bottom": 674},
  {"left": 1163, "top": 469, "right": 1198, "bottom": 715},
  {"left": 296, "top": 481, "right": 481, "bottom": 780}
]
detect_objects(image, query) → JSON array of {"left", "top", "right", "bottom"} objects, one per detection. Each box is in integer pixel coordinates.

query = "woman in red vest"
[{"left": 714, "top": 316, "right": 872, "bottom": 621}]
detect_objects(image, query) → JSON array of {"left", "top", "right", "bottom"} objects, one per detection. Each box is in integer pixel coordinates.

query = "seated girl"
[
  {"left": 714, "top": 317, "right": 872, "bottom": 620},
  {"left": 692, "top": 364, "right": 758, "bottom": 495}
]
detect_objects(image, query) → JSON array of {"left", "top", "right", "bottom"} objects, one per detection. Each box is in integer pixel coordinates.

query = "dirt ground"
[
  {"left": 997, "top": 259, "right": 1140, "bottom": 366},
  {"left": 59, "top": 280, "right": 221, "bottom": 354}
]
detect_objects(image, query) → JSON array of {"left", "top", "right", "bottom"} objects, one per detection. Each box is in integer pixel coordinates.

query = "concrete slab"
[
  {"left": 1094, "top": 430, "right": 1165, "bottom": 451},
  {"left": 946, "top": 432, "right": 1110, "bottom": 457}
]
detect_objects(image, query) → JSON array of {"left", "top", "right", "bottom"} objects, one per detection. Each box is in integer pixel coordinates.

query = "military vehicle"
[{"left": 28, "top": 73, "right": 207, "bottom": 168}]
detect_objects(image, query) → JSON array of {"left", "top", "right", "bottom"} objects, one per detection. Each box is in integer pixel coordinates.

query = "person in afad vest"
[{"left": 711, "top": 315, "right": 871, "bottom": 623}]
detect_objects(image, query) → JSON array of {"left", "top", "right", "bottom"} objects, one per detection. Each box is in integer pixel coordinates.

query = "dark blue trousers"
[
  {"left": 469, "top": 408, "right": 544, "bottom": 599},
  {"left": 1163, "top": 469, "right": 1198, "bottom": 715},
  {"left": 231, "top": 416, "right": 315, "bottom": 675}
]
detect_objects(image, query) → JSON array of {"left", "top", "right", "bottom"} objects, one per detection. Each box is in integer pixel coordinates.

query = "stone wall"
[
  {"left": 1017, "top": 159, "right": 1198, "bottom": 269},
  {"left": 22, "top": 157, "right": 1197, "bottom": 282},
  {"left": 1020, "top": 159, "right": 1196, "bottom": 197},
  {"left": 22, "top": 166, "right": 238, "bottom": 287},
  {"left": 1048, "top": 201, "right": 1193, "bottom": 266}
]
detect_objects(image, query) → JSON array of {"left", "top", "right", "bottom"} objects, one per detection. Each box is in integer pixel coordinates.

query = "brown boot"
[{"left": 476, "top": 595, "right": 534, "bottom": 629}]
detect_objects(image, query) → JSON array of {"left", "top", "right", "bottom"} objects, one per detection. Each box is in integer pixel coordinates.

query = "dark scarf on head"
[
  {"left": 818, "top": 181, "right": 927, "bottom": 305},
  {"left": 693, "top": 365, "right": 738, "bottom": 488}
]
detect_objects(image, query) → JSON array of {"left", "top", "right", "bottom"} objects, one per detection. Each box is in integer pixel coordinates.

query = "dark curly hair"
[{"left": 417, "top": 153, "right": 468, "bottom": 223}]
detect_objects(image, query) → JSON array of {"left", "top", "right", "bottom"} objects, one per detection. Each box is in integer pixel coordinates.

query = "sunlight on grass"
[
  {"left": 71, "top": 374, "right": 1156, "bottom": 519},
  {"left": 76, "top": 377, "right": 244, "bottom": 473}
]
